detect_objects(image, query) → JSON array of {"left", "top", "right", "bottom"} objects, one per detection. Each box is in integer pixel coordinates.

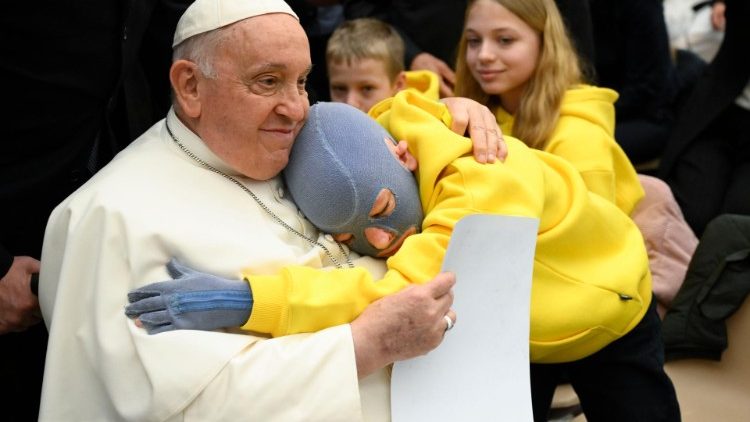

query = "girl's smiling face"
[{"left": 464, "top": 0, "right": 541, "bottom": 113}]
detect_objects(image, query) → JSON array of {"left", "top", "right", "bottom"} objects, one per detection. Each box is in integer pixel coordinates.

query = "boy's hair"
[
  {"left": 454, "top": 0, "right": 584, "bottom": 149},
  {"left": 326, "top": 18, "right": 405, "bottom": 82}
]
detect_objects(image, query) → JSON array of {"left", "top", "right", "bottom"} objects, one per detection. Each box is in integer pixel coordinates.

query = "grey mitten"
[{"left": 125, "top": 258, "right": 253, "bottom": 334}]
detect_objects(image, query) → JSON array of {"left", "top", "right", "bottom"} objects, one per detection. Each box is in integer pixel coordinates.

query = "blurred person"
[
  {"left": 659, "top": 0, "right": 750, "bottom": 237},
  {"left": 588, "top": 0, "right": 680, "bottom": 165},
  {"left": 0, "top": 1, "right": 188, "bottom": 419}
]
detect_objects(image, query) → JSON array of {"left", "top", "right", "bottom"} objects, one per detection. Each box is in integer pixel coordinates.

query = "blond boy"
[{"left": 326, "top": 18, "right": 439, "bottom": 113}]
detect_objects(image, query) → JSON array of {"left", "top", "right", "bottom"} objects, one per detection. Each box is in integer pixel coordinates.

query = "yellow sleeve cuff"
[{"left": 241, "top": 274, "right": 289, "bottom": 336}]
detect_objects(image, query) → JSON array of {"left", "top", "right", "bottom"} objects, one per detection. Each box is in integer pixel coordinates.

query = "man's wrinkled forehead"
[{"left": 173, "top": 0, "right": 298, "bottom": 47}]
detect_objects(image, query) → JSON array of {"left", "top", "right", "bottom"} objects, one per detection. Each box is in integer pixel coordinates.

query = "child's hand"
[
  {"left": 125, "top": 258, "right": 253, "bottom": 334},
  {"left": 394, "top": 140, "right": 418, "bottom": 171}
]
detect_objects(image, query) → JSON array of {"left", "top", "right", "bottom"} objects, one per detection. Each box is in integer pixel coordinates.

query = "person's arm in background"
[
  {"left": 0, "top": 242, "right": 41, "bottom": 333},
  {"left": 408, "top": 50, "right": 457, "bottom": 98}
]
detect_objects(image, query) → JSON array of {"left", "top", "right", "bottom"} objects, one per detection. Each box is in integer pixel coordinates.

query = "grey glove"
[{"left": 125, "top": 258, "right": 253, "bottom": 334}]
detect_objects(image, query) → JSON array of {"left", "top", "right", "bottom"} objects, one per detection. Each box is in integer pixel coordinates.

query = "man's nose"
[{"left": 276, "top": 84, "right": 308, "bottom": 121}]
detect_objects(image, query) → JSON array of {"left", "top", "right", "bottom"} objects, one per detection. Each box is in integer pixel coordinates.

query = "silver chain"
[{"left": 165, "top": 121, "right": 353, "bottom": 269}]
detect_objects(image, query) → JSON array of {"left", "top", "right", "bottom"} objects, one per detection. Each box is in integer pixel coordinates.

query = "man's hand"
[
  {"left": 442, "top": 97, "right": 508, "bottom": 164},
  {"left": 351, "top": 272, "right": 456, "bottom": 378},
  {"left": 125, "top": 258, "right": 253, "bottom": 334},
  {"left": 411, "top": 52, "right": 456, "bottom": 97},
  {"left": 0, "top": 256, "right": 42, "bottom": 334}
]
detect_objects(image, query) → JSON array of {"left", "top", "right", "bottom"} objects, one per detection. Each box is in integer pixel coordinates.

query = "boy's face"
[
  {"left": 328, "top": 58, "right": 403, "bottom": 113},
  {"left": 283, "top": 102, "right": 423, "bottom": 258},
  {"left": 333, "top": 138, "right": 418, "bottom": 257}
]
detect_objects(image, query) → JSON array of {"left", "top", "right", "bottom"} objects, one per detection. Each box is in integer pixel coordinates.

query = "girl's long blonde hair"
[{"left": 454, "top": 0, "right": 583, "bottom": 149}]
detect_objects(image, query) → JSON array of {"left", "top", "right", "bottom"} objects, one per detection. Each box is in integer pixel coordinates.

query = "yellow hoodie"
[
  {"left": 495, "top": 85, "right": 644, "bottom": 215},
  {"left": 403, "top": 69, "right": 440, "bottom": 101},
  {"left": 244, "top": 90, "right": 652, "bottom": 363}
]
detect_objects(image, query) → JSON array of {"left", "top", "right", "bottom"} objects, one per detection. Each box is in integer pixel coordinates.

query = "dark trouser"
[
  {"left": 530, "top": 299, "right": 680, "bottom": 422},
  {"left": 666, "top": 104, "right": 750, "bottom": 237},
  {"left": 0, "top": 323, "right": 47, "bottom": 422}
]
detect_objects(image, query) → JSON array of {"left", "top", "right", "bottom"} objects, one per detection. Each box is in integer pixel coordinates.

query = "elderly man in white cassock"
[{"left": 37, "top": 0, "right": 506, "bottom": 420}]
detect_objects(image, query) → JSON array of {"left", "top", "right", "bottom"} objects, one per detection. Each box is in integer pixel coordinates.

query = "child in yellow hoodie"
[
  {"left": 454, "top": 0, "right": 698, "bottom": 319},
  {"left": 127, "top": 91, "right": 678, "bottom": 420},
  {"left": 454, "top": 0, "right": 644, "bottom": 215},
  {"left": 326, "top": 17, "right": 440, "bottom": 113}
]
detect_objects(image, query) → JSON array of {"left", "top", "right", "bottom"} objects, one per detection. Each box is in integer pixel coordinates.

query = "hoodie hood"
[
  {"left": 494, "top": 85, "right": 618, "bottom": 140},
  {"left": 558, "top": 85, "right": 618, "bottom": 135},
  {"left": 370, "top": 91, "right": 472, "bottom": 211}
]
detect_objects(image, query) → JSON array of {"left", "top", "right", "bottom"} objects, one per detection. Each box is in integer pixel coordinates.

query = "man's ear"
[
  {"left": 170, "top": 59, "right": 202, "bottom": 118},
  {"left": 393, "top": 71, "right": 407, "bottom": 93}
]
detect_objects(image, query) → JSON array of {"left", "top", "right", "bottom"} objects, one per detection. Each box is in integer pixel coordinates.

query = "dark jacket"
[
  {"left": 659, "top": 0, "right": 750, "bottom": 177},
  {"left": 662, "top": 214, "right": 750, "bottom": 361},
  {"left": 0, "top": 0, "right": 189, "bottom": 270},
  {"left": 589, "top": 0, "right": 677, "bottom": 122},
  {"left": 344, "top": 0, "right": 468, "bottom": 68},
  {"left": 0, "top": 2, "right": 190, "bottom": 419}
]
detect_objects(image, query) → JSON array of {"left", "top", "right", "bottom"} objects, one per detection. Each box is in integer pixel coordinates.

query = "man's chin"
[{"left": 241, "top": 157, "right": 289, "bottom": 180}]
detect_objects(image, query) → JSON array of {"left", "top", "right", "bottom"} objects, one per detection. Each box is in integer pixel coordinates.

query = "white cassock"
[{"left": 39, "top": 109, "right": 390, "bottom": 422}]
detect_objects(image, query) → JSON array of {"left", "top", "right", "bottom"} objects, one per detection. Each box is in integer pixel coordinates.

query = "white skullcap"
[{"left": 173, "top": 0, "right": 298, "bottom": 47}]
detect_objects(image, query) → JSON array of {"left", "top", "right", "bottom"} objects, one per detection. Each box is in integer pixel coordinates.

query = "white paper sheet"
[{"left": 391, "top": 214, "right": 538, "bottom": 421}]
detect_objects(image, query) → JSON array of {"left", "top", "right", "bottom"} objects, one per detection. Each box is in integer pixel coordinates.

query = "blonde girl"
[
  {"left": 454, "top": 1, "right": 682, "bottom": 421},
  {"left": 455, "top": 0, "right": 644, "bottom": 215}
]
